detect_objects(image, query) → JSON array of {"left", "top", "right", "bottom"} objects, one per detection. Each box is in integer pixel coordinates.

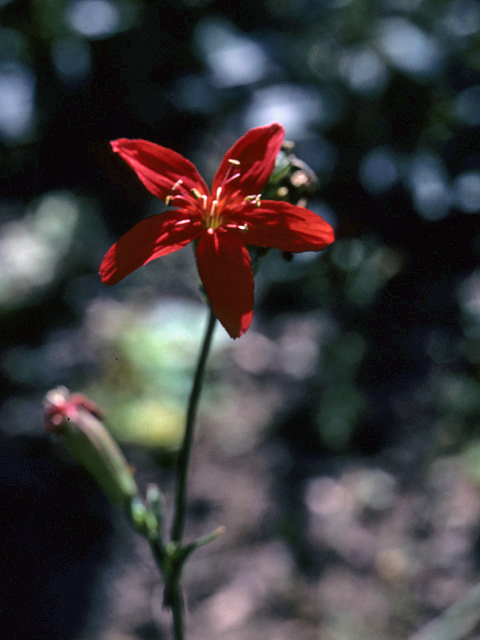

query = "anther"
[
  {"left": 165, "top": 195, "right": 173, "bottom": 206},
  {"left": 190, "top": 188, "right": 202, "bottom": 200},
  {"left": 172, "top": 179, "right": 183, "bottom": 191},
  {"left": 228, "top": 159, "right": 240, "bottom": 165}
]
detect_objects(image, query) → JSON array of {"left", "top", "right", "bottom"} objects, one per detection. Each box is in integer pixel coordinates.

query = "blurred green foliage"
[{"left": 85, "top": 299, "right": 229, "bottom": 448}]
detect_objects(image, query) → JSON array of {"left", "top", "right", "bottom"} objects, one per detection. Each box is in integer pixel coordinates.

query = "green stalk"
[
  {"left": 165, "top": 307, "right": 216, "bottom": 640},
  {"left": 171, "top": 307, "right": 217, "bottom": 544},
  {"left": 171, "top": 583, "right": 185, "bottom": 640}
]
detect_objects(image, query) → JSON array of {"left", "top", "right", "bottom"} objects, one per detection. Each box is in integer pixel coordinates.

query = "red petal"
[
  {"left": 111, "top": 139, "right": 209, "bottom": 201},
  {"left": 212, "top": 123, "right": 284, "bottom": 200},
  {"left": 196, "top": 228, "right": 254, "bottom": 339},
  {"left": 100, "top": 211, "right": 202, "bottom": 285},
  {"left": 239, "top": 200, "right": 335, "bottom": 252}
]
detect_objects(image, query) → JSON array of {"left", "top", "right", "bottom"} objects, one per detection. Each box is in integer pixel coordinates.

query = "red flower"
[{"left": 100, "top": 123, "right": 335, "bottom": 338}]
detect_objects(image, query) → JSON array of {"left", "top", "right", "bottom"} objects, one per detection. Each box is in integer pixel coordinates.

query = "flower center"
[
  {"left": 166, "top": 158, "right": 261, "bottom": 235},
  {"left": 195, "top": 187, "right": 225, "bottom": 231}
]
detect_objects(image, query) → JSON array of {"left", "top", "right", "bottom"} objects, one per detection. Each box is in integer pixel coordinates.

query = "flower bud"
[
  {"left": 44, "top": 386, "right": 138, "bottom": 505},
  {"left": 262, "top": 147, "right": 319, "bottom": 205}
]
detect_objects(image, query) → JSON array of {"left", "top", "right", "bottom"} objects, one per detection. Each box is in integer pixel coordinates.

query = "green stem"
[
  {"left": 171, "top": 308, "right": 217, "bottom": 543},
  {"left": 166, "top": 308, "right": 216, "bottom": 640},
  {"left": 171, "top": 583, "right": 185, "bottom": 640}
]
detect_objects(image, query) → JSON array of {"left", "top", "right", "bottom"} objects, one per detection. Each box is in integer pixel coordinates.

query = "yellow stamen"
[
  {"left": 172, "top": 179, "right": 183, "bottom": 191},
  {"left": 190, "top": 188, "right": 202, "bottom": 199},
  {"left": 244, "top": 194, "right": 261, "bottom": 206},
  {"left": 228, "top": 159, "right": 240, "bottom": 165}
]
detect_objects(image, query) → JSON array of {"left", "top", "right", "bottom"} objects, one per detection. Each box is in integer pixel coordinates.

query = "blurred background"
[{"left": 1, "top": 0, "right": 480, "bottom": 638}]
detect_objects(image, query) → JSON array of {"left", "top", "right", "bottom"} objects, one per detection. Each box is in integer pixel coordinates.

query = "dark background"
[{"left": 2, "top": 0, "right": 480, "bottom": 638}]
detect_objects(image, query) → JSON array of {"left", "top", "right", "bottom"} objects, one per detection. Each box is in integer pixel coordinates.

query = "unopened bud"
[
  {"left": 262, "top": 147, "right": 319, "bottom": 204},
  {"left": 43, "top": 386, "right": 138, "bottom": 505}
]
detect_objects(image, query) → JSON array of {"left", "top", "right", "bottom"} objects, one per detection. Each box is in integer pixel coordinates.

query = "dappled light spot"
[
  {"left": 407, "top": 152, "right": 451, "bottom": 220},
  {"left": 245, "top": 84, "right": 334, "bottom": 138},
  {"left": 230, "top": 330, "right": 276, "bottom": 374},
  {"left": 51, "top": 36, "right": 92, "bottom": 85},
  {"left": 339, "top": 47, "right": 389, "bottom": 95},
  {"left": 359, "top": 147, "right": 399, "bottom": 194},
  {"left": 172, "top": 74, "right": 218, "bottom": 114},
  {"left": 0, "top": 192, "right": 80, "bottom": 308},
  {"left": 458, "top": 269, "right": 480, "bottom": 323},
  {"left": 64, "top": 0, "right": 136, "bottom": 39},
  {"left": 444, "top": 0, "right": 480, "bottom": 36},
  {"left": 277, "top": 319, "right": 320, "bottom": 378},
  {"left": 305, "top": 476, "right": 355, "bottom": 518},
  {"left": 377, "top": 17, "right": 443, "bottom": 77},
  {"left": 0, "top": 61, "right": 35, "bottom": 142},
  {"left": 453, "top": 171, "right": 480, "bottom": 213},
  {"left": 453, "top": 85, "right": 480, "bottom": 126},
  {"left": 66, "top": 0, "right": 120, "bottom": 38},
  {"left": 193, "top": 18, "right": 270, "bottom": 88}
]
